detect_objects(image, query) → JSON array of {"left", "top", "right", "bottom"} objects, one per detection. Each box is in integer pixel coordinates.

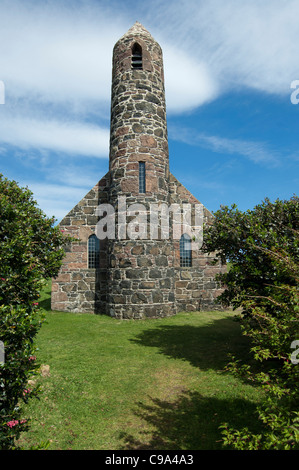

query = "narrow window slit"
[{"left": 139, "top": 162, "right": 146, "bottom": 193}]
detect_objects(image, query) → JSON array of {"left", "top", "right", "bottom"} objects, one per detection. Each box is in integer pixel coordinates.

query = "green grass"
[{"left": 18, "top": 281, "right": 264, "bottom": 450}]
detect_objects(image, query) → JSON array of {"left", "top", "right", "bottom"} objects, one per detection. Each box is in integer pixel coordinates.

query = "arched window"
[
  {"left": 88, "top": 234, "right": 100, "bottom": 268},
  {"left": 132, "top": 43, "right": 142, "bottom": 69},
  {"left": 180, "top": 233, "right": 192, "bottom": 267}
]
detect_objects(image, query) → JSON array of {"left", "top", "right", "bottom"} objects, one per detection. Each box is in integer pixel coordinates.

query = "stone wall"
[
  {"left": 106, "top": 239, "right": 177, "bottom": 319},
  {"left": 51, "top": 171, "right": 225, "bottom": 316},
  {"left": 51, "top": 174, "right": 109, "bottom": 313},
  {"left": 169, "top": 174, "right": 225, "bottom": 312}
]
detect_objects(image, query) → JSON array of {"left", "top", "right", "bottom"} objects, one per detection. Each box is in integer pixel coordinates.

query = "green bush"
[
  {"left": 0, "top": 174, "right": 71, "bottom": 449},
  {"left": 202, "top": 196, "right": 298, "bottom": 312},
  {"left": 0, "top": 305, "right": 43, "bottom": 449},
  {"left": 203, "top": 196, "right": 299, "bottom": 449},
  {"left": 221, "top": 254, "right": 298, "bottom": 449}
]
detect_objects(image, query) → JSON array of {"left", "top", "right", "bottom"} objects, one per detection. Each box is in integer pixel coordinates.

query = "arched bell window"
[
  {"left": 132, "top": 43, "right": 142, "bottom": 69},
  {"left": 88, "top": 234, "right": 100, "bottom": 268},
  {"left": 180, "top": 233, "right": 192, "bottom": 267}
]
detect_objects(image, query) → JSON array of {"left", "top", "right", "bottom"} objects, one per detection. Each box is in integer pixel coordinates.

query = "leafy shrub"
[
  {"left": 203, "top": 196, "right": 298, "bottom": 312},
  {"left": 221, "top": 255, "right": 298, "bottom": 450},
  {"left": 0, "top": 305, "right": 43, "bottom": 449},
  {"left": 203, "top": 196, "right": 299, "bottom": 449},
  {"left": 0, "top": 174, "right": 71, "bottom": 449}
]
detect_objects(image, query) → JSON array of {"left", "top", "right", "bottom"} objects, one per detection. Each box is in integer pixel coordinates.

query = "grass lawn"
[{"left": 18, "top": 281, "right": 264, "bottom": 450}]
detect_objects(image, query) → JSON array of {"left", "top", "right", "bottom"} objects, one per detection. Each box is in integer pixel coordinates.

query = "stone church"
[{"left": 51, "top": 22, "right": 225, "bottom": 319}]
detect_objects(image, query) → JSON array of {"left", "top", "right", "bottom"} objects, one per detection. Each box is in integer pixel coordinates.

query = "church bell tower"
[
  {"left": 109, "top": 21, "right": 169, "bottom": 200},
  {"left": 107, "top": 22, "right": 177, "bottom": 319}
]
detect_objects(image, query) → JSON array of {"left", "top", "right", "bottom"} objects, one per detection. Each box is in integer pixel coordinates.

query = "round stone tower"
[
  {"left": 109, "top": 21, "right": 169, "bottom": 200},
  {"left": 107, "top": 22, "right": 177, "bottom": 319}
]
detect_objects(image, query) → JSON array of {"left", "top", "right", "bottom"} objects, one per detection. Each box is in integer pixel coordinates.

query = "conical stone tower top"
[{"left": 119, "top": 21, "right": 155, "bottom": 41}]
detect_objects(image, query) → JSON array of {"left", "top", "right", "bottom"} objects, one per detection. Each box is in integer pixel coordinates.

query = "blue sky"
[{"left": 0, "top": 0, "right": 298, "bottom": 221}]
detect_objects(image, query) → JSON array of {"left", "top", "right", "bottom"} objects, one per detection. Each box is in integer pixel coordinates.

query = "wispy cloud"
[
  {"left": 0, "top": 0, "right": 121, "bottom": 106},
  {"left": 16, "top": 164, "right": 107, "bottom": 221},
  {"left": 0, "top": 114, "right": 109, "bottom": 157},
  {"left": 163, "top": 45, "right": 218, "bottom": 112},
  {"left": 153, "top": 0, "right": 299, "bottom": 97},
  {"left": 26, "top": 182, "right": 91, "bottom": 221},
  {"left": 168, "top": 126, "right": 279, "bottom": 166}
]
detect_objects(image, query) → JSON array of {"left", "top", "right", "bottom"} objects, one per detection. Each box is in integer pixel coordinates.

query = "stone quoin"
[{"left": 51, "top": 22, "right": 226, "bottom": 318}]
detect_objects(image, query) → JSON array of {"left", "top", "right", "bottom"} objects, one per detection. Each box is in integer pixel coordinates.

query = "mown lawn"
[{"left": 18, "top": 282, "right": 264, "bottom": 450}]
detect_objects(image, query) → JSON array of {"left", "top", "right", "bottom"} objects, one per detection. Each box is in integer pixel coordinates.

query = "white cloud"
[
  {"left": 168, "top": 125, "right": 279, "bottom": 166},
  {"left": 163, "top": 46, "right": 218, "bottom": 112},
  {"left": 25, "top": 182, "right": 92, "bottom": 221},
  {"left": 0, "top": 114, "right": 109, "bottom": 157},
  {"left": 154, "top": 0, "right": 299, "bottom": 97},
  {"left": 0, "top": 0, "right": 122, "bottom": 105},
  {"left": 202, "top": 134, "right": 279, "bottom": 165}
]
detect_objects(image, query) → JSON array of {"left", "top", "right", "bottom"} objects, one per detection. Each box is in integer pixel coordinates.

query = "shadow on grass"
[
  {"left": 38, "top": 281, "right": 52, "bottom": 311},
  {"left": 39, "top": 295, "right": 51, "bottom": 311},
  {"left": 120, "top": 390, "right": 261, "bottom": 450},
  {"left": 130, "top": 316, "right": 252, "bottom": 371},
  {"left": 122, "top": 317, "right": 263, "bottom": 450}
]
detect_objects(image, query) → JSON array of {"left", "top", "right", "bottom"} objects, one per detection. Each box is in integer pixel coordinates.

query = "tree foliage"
[
  {"left": 203, "top": 196, "right": 299, "bottom": 449},
  {"left": 203, "top": 196, "right": 298, "bottom": 312},
  {"left": 0, "top": 174, "right": 71, "bottom": 449}
]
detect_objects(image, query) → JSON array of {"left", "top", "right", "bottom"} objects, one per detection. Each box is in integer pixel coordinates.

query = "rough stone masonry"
[{"left": 51, "top": 22, "right": 226, "bottom": 318}]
